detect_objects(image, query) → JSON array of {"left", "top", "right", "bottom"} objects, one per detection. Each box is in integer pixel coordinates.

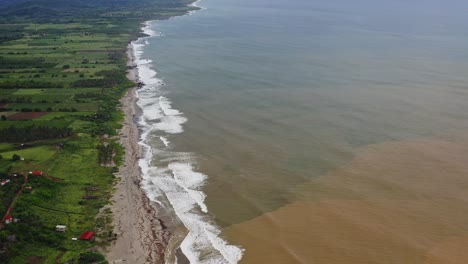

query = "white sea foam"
[
  {"left": 131, "top": 15, "right": 243, "bottom": 264},
  {"left": 169, "top": 163, "right": 208, "bottom": 213},
  {"left": 141, "top": 165, "right": 244, "bottom": 264},
  {"left": 160, "top": 136, "right": 170, "bottom": 147},
  {"left": 189, "top": 0, "right": 206, "bottom": 13},
  {"left": 154, "top": 115, "right": 187, "bottom": 134},
  {"left": 142, "top": 21, "right": 159, "bottom": 36},
  {"left": 190, "top": 0, "right": 201, "bottom": 8},
  {"left": 159, "top": 96, "right": 182, "bottom": 116}
]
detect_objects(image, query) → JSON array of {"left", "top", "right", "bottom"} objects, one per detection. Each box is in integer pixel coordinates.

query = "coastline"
[
  {"left": 104, "top": 3, "right": 242, "bottom": 263},
  {"left": 104, "top": 44, "right": 172, "bottom": 264}
]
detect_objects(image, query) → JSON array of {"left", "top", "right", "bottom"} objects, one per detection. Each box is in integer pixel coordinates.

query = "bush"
[
  {"left": 78, "top": 252, "right": 106, "bottom": 264},
  {"left": 12, "top": 154, "right": 20, "bottom": 161},
  {"left": 0, "top": 231, "right": 8, "bottom": 242}
]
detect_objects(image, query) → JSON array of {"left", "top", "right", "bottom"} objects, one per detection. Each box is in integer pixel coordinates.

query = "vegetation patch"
[
  {"left": 7, "top": 111, "right": 49, "bottom": 120},
  {"left": 0, "top": 0, "right": 198, "bottom": 262}
]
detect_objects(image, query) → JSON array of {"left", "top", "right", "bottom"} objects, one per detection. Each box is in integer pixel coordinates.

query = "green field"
[
  {"left": 0, "top": 0, "right": 197, "bottom": 262},
  {"left": 0, "top": 145, "right": 56, "bottom": 164}
]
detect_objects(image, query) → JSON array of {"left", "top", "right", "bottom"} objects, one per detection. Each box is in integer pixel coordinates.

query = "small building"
[
  {"left": 0, "top": 180, "right": 10, "bottom": 186},
  {"left": 56, "top": 225, "right": 67, "bottom": 232},
  {"left": 30, "top": 171, "right": 43, "bottom": 176},
  {"left": 79, "top": 231, "right": 95, "bottom": 241},
  {"left": 4, "top": 215, "right": 13, "bottom": 224}
]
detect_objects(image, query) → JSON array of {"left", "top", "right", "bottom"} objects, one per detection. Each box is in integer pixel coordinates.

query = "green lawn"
[
  {"left": 0, "top": 145, "right": 56, "bottom": 165},
  {"left": 0, "top": 143, "right": 15, "bottom": 152}
]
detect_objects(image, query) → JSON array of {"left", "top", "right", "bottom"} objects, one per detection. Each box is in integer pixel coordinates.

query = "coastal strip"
[
  {"left": 105, "top": 44, "right": 171, "bottom": 264},
  {"left": 106, "top": 2, "right": 244, "bottom": 263}
]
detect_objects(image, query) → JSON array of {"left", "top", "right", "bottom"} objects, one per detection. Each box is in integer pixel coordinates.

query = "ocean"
[{"left": 132, "top": 0, "right": 468, "bottom": 263}]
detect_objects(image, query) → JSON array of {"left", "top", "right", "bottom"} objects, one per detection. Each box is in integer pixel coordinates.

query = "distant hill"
[
  {"left": 0, "top": 0, "right": 195, "bottom": 21},
  {"left": 0, "top": 0, "right": 195, "bottom": 9}
]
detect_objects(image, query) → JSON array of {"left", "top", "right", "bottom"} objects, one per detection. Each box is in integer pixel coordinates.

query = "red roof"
[
  {"left": 79, "top": 231, "right": 95, "bottom": 240},
  {"left": 4, "top": 215, "right": 13, "bottom": 222},
  {"left": 31, "top": 171, "right": 43, "bottom": 175}
]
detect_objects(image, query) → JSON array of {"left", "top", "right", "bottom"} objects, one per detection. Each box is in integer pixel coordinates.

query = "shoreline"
[
  {"left": 104, "top": 43, "right": 173, "bottom": 264},
  {"left": 105, "top": 2, "right": 205, "bottom": 263}
]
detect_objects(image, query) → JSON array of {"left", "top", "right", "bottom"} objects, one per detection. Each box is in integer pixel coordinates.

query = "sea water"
[{"left": 134, "top": 0, "right": 468, "bottom": 263}]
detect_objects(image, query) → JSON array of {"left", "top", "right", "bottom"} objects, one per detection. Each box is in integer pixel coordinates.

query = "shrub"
[
  {"left": 78, "top": 252, "right": 106, "bottom": 264},
  {"left": 12, "top": 154, "right": 20, "bottom": 161}
]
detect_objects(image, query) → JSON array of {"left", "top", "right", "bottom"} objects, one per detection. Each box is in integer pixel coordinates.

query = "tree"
[
  {"left": 0, "top": 231, "right": 8, "bottom": 242},
  {"left": 1, "top": 115, "right": 6, "bottom": 121},
  {"left": 12, "top": 154, "right": 21, "bottom": 161}
]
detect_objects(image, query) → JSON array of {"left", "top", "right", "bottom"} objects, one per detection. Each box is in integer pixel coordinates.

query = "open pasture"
[{"left": 0, "top": 145, "right": 56, "bottom": 165}]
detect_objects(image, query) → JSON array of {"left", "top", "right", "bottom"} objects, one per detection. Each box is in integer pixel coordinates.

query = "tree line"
[
  {"left": 0, "top": 80, "right": 64, "bottom": 89},
  {"left": 0, "top": 125, "right": 73, "bottom": 142},
  {"left": 0, "top": 56, "right": 56, "bottom": 69}
]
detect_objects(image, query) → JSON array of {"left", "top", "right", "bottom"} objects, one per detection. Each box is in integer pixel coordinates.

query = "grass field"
[
  {"left": 0, "top": 145, "right": 56, "bottom": 164},
  {"left": 0, "top": 143, "right": 15, "bottom": 152},
  {"left": 0, "top": 0, "right": 197, "bottom": 262}
]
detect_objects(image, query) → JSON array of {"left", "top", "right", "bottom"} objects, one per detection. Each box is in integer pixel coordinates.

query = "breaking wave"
[{"left": 132, "top": 20, "right": 243, "bottom": 264}]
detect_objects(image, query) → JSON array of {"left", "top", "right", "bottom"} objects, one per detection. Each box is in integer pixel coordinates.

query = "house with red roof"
[
  {"left": 30, "top": 171, "right": 43, "bottom": 175},
  {"left": 4, "top": 215, "right": 13, "bottom": 224},
  {"left": 79, "top": 231, "right": 95, "bottom": 241}
]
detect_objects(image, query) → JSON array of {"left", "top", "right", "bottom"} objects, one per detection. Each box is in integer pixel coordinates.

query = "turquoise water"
[{"left": 136, "top": 0, "right": 468, "bottom": 262}]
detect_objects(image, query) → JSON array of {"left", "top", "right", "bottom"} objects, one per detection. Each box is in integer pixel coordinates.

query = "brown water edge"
[{"left": 225, "top": 135, "right": 468, "bottom": 264}]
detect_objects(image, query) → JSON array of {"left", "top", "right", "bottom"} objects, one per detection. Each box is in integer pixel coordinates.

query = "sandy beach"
[{"left": 104, "top": 44, "right": 172, "bottom": 264}]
